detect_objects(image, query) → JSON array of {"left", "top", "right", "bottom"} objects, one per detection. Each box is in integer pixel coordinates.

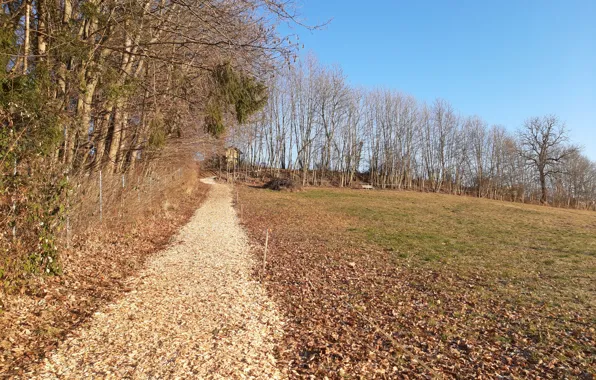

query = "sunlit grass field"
[
  {"left": 239, "top": 185, "right": 596, "bottom": 376},
  {"left": 297, "top": 188, "right": 596, "bottom": 307}
]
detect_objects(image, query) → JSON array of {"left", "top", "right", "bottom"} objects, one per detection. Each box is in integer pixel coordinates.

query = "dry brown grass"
[
  {"left": 0, "top": 163, "right": 210, "bottom": 377},
  {"left": 238, "top": 185, "right": 595, "bottom": 378}
]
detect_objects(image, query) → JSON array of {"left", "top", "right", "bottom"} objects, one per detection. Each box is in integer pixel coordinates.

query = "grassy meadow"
[
  {"left": 239, "top": 185, "right": 595, "bottom": 378},
  {"left": 300, "top": 188, "right": 596, "bottom": 308}
]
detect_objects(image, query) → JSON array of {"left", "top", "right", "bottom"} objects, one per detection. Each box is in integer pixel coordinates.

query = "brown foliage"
[
  {"left": 238, "top": 185, "right": 595, "bottom": 378},
  {"left": 264, "top": 178, "right": 301, "bottom": 191},
  {"left": 0, "top": 168, "right": 209, "bottom": 376}
]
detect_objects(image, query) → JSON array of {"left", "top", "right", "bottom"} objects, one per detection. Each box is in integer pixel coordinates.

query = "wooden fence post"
[
  {"left": 99, "top": 170, "right": 103, "bottom": 223},
  {"left": 263, "top": 228, "right": 269, "bottom": 275},
  {"left": 66, "top": 175, "right": 70, "bottom": 248}
]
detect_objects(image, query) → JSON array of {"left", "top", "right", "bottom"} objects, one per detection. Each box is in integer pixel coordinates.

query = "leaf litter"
[
  {"left": 24, "top": 178, "right": 284, "bottom": 379},
  {"left": 237, "top": 185, "right": 595, "bottom": 379}
]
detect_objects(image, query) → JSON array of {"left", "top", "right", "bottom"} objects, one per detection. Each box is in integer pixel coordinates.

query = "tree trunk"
[{"left": 539, "top": 169, "right": 548, "bottom": 204}]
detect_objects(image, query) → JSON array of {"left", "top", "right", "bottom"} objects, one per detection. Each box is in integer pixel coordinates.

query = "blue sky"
[{"left": 281, "top": 0, "right": 596, "bottom": 160}]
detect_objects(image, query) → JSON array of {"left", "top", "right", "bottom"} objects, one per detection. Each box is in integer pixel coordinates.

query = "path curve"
[{"left": 30, "top": 178, "right": 283, "bottom": 379}]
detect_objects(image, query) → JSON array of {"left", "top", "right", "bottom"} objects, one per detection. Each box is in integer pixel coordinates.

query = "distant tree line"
[
  {"left": 231, "top": 56, "right": 596, "bottom": 209},
  {"left": 1, "top": 0, "right": 302, "bottom": 278}
]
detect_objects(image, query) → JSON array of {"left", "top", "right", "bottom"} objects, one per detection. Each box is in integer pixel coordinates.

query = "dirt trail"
[{"left": 29, "top": 178, "right": 283, "bottom": 379}]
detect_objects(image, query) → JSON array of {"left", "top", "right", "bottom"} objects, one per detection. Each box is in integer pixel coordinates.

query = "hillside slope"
[{"left": 238, "top": 185, "right": 595, "bottom": 378}]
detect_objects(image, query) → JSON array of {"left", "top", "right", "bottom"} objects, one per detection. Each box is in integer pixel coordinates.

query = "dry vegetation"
[
  {"left": 26, "top": 179, "right": 282, "bottom": 379},
  {"left": 0, "top": 166, "right": 209, "bottom": 377},
  {"left": 238, "top": 185, "right": 595, "bottom": 378}
]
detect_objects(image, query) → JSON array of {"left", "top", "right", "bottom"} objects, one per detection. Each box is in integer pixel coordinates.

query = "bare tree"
[
  {"left": 231, "top": 57, "right": 595, "bottom": 209},
  {"left": 518, "top": 115, "right": 578, "bottom": 204},
  {"left": 0, "top": 0, "right": 313, "bottom": 277},
  {"left": 564, "top": 151, "right": 596, "bottom": 208}
]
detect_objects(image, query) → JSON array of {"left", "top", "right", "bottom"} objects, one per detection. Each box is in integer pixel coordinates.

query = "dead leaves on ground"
[
  {"left": 0, "top": 183, "right": 209, "bottom": 377},
  {"left": 239, "top": 186, "right": 595, "bottom": 379}
]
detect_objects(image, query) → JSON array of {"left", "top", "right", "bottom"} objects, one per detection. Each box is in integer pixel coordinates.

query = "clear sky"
[{"left": 281, "top": 0, "right": 596, "bottom": 160}]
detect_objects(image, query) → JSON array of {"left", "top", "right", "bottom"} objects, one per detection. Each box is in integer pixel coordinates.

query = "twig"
[
  {"left": 306, "top": 274, "right": 443, "bottom": 378},
  {"left": 346, "top": 301, "right": 443, "bottom": 379}
]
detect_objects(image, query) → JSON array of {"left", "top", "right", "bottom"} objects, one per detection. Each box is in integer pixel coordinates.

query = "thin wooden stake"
[
  {"left": 263, "top": 228, "right": 269, "bottom": 275},
  {"left": 12, "top": 158, "right": 16, "bottom": 240},
  {"left": 120, "top": 174, "right": 125, "bottom": 218},
  {"left": 99, "top": 170, "right": 103, "bottom": 223},
  {"left": 66, "top": 175, "right": 70, "bottom": 249},
  {"left": 11, "top": 200, "right": 16, "bottom": 241}
]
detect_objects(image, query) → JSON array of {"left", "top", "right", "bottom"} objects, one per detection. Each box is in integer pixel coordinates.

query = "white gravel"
[{"left": 29, "top": 178, "right": 284, "bottom": 379}]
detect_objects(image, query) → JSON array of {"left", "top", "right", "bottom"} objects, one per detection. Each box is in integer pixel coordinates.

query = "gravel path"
[{"left": 30, "top": 178, "right": 284, "bottom": 379}]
